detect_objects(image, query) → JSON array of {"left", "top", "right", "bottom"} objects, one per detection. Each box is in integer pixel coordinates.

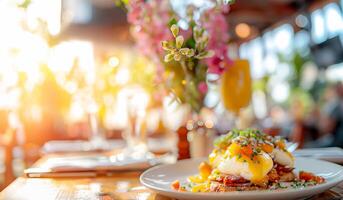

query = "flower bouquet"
[{"left": 124, "top": 0, "right": 233, "bottom": 113}]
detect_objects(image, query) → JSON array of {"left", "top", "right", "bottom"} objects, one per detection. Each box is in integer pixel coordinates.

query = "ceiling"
[
  {"left": 227, "top": 0, "right": 318, "bottom": 41},
  {"left": 59, "top": 1, "right": 131, "bottom": 50},
  {"left": 60, "top": 0, "right": 334, "bottom": 47}
]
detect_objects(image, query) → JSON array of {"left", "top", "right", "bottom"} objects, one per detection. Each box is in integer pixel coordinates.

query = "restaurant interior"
[{"left": 0, "top": 0, "right": 343, "bottom": 199}]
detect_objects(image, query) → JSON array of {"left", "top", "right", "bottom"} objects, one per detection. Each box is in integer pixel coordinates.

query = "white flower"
[
  {"left": 186, "top": 49, "right": 195, "bottom": 57},
  {"left": 195, "top": 50, "right": 215, "bottom": 59},
  {"left": 175, "top": 35, "right": 184, "bottom": 49},
  {"left": 170, "top": 24, "right": 179, "bottom": 38},
  {"left": 164, "top": 53, "right": 174, "bottom": 62},
  {"left": 174, "top": 52, "right": 181, "bottom": 61},
  {"left": 179, "top": 48, "right": 190, "bottom": 55}
]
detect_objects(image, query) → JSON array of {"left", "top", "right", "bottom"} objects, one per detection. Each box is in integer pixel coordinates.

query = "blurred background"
[{"left": 0, "top": 0, "right": 342, "bottom": 190}]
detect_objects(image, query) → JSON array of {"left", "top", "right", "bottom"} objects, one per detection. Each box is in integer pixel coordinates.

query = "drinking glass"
[
  {"left": 87, "top": 97, "right": 107, "bottom": 149},
  {"left": 221, "top": 59, "right": 252, "bottom": 128},
  {"left": 111, "top": 86, "right": 153, "bottom": 162},
  {"left": 74, "top": 86, "right": 107, "bottom": 149}
]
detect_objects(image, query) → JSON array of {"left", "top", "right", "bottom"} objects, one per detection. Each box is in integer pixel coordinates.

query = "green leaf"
[
  {"left": 168, "top": 18, "right": 178, "bottom": 28},
  {"left": 189, "top": 20, "right": 196, "bottom": 29},
  {"left": 223, "top": 0, "right": 235, "bottom": 5},
  {"left": 113, "top": 0, "right": 127, "bottom": 8},
  {"left": 17, "top": 0, "right": 31, "bottom": 8},
  {"left": 185, "top": 38, "right": 196, "bottom": 49}
]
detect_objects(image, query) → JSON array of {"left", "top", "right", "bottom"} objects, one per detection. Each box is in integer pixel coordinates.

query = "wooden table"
[{"left": 1, "top": 172, "right": 343, "bottom": 200}]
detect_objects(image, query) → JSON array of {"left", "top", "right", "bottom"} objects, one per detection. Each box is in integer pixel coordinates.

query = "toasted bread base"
[{"left": 209, "top": 172, "right": 296, "bottom": 192}]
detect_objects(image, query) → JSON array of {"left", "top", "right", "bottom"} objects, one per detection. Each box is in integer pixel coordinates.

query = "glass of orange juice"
[{"left": 220, "top": 59, "right": 252, "bottom": 120}]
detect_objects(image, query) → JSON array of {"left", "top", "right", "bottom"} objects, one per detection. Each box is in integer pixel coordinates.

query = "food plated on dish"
[{"left": 171, "top": 129, "right": 325, "bottom": 192}]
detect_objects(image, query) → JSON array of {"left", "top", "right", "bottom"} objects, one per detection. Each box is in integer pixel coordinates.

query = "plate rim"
[{"left": 140, "top": 157, "right": 343, "bottom": 198}]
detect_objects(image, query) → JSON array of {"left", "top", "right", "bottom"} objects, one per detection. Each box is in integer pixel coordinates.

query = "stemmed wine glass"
[
  {"left": 85, "top": 90, "right": 107, "bottom": 149},
  {"left": 110, "top": 85, "right": 154, "bottom": 163}
]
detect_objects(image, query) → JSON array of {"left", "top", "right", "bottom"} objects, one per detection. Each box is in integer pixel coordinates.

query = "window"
[
  {"left": 264, "top": 52, "right": 278, "bottom": 74},
  {"left": 311, "top": 9, "right": 327, "bottom": 44},
  {"left": 323, "top": 3, "right": 343, "bottom": 38},
  {"left": 249, "top": 38, "right": 265, "bottom": 79},
  {"left": 239, "top": 38, "right": 265, "bottom": 79},
  {"left": 239, "top": 42, "right": 249, "bottom": 59},
  {"left": 294, "top": 30, "right": 311, "bottom": 56},
  {"left": 272, "top": 24, "right": 294, "bottom": 57},
  {"left": 171, "top": 0, "right": 214, "bottom": 22},
  {"left": 64, "top": 0, "right": 92, "bottom": 24},
  {"left": 263, "top": 31, "right": 275, "bottom": 53}
]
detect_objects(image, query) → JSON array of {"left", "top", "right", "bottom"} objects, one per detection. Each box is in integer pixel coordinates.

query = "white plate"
[
  {"left": 140, "top": 158, "right": 343, "bottom": 200},
  {"left": 294, "top": 147, "right": 343, "bottom": 164}
]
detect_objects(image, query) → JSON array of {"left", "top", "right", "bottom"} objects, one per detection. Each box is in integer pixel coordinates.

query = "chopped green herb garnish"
[
  {"left": 276, "top": 182, "right": 287, "bottom": 189},
  {"left": 214, "top": 129, "right": 270, "bottom": 148}
]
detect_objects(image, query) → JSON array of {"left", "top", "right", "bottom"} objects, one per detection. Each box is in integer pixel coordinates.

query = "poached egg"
[
  {"left": 272, "top": 148, "right": 294, "bottom": 167},
  {"left": 217, "top": 141, "right": 273, "bottom": 185}
]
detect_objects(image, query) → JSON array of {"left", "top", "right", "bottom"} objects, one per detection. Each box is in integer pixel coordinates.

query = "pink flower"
[
  {"left": 127, "top": 0, "right": 172, "bottom": 64},
  {"left": 198, "top": 82, "right": 208, "bottom": 95},
  {"left": 202, "top": 9, "right": 229, "bottom": 47},
  {"left": 127, "top": 0, "right": 144, "bottom": 24},
  {"left": 198, "top": 6, "right": 233, "bottom": 75},
  {"left": 206, "top": 44, "right": 233, "bottom": 74},
  {"left": 221, "top": 4, "right": 230, "bottom": 14}
]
